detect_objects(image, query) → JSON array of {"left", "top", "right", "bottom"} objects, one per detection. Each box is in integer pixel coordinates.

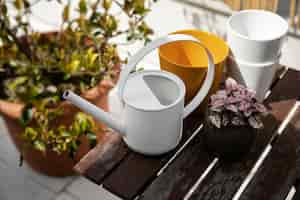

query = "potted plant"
[
  {"left": 204, "top": 78, "right": 267, "bottom": 161},
  {"left": 0, "top": 0, "right": 156, "bottom": 176}
]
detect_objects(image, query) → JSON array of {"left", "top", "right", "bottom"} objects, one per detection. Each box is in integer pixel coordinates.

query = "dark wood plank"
[
  {"left": 138, "top": 68, "right": 295, "bottom": 200},
  {"left": 74, "top": 131, "right": 129, "bottom": 183},
  {"left": 103, "top": 67, "right": 288, "bottom": 199},
  {"left": 103, "top": 114, "right": 204, "bottom": 199},
  {"left": 239, "top": 105, "right": 300, "bottom": 200},
  {"left": 138, "top": 132, "right": 214, "bottom": 200},
  {"left": 73, "top": 66, "right": 288, "bottom": 199},
  {"left": 188, "top": 69, "right": 300, "bottom": 200},
  {"left": 265, "top": 69, "right": 300, "bottom": 103}
]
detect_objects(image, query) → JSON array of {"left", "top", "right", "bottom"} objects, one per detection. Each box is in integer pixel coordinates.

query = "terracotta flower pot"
[
  {"left": 204, "top": 122, "right": 256, "bottom": 161},
  {"left": 0, "top": 78, "right": 119, "bottom": 177},
  {"left": 0, "top": 31, "right": 121, "bottom": 176}
]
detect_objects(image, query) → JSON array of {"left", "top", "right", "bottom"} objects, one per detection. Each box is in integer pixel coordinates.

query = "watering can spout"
[{"left": 62, "top": 90, "right": 126, "bottom": 136}]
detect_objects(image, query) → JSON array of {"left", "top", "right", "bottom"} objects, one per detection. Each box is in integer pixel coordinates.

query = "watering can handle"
[{"left": 117, "top": 34, "right": 215, "bottom": 119}]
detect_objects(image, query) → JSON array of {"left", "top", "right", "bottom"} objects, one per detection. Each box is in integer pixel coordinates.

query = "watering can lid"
[{"left": 123, "top": 70, "right": 185, "bottom": 111}]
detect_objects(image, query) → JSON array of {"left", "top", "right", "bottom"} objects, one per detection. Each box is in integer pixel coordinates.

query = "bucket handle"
[{"left": 117, "top": 34, "right": 215, "bottom": 118}]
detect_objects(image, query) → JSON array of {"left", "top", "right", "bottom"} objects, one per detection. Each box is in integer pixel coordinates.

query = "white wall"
[
  {"left": 7, "top": 0, "right": 300, "bottom": 70},
  {"left": 178, "top": 0, "right": 300, "bottom": 70}
]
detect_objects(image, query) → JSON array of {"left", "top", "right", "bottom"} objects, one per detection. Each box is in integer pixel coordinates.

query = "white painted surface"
[
  {"left": 227, "top": 57, "right": 279, "bottom": 102},
  {"left": 227, "top": 10, "right": 288, "bottom": 63}
]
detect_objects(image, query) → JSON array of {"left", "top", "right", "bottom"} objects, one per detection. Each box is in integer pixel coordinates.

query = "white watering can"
[{"left": 63, "top": 34, "right": 215, "bottom": 155}]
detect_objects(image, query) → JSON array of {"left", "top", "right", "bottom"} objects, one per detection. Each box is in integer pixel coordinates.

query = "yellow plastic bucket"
[{"left": 159, "top": 29, "right": 229, "bottom": 113}]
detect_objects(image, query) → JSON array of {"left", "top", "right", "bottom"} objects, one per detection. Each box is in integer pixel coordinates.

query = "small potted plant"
[
  {"left": 204, "top": 78, "right": 267, "bottom": 160},
  {"left": 0, "top": 0, "right": 156, "bottom": 176}
]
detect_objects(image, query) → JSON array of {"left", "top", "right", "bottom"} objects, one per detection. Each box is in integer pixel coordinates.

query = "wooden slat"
[
  {"left": 264, "top": 69, "right": 300, "bottom": 103},
  {"left": 73, "top": 67, "right": 289, "bottom": 199},
  {"left": 74, "top": 131, "right": 129, "bottom": 183},
  {"left": 102, "top": 67, "right": 287, "bottom": 199},
  {"left": 239, "top": 106, "right": 300, "bottom": 200},
  {"left": 138, "top": 129, "right": 214, "bottom": 200},
  {"left": 102, "top": 114, "right": 203, "bottom": 199},
  {"left": 187, "top": 69, "right": 300, "bottom": 200},
  {"left": 139, "top": 103, "right": 288, "bottom": 200},
  {"left": 139, "top": 69, "right": 294, "bottom": 200}
]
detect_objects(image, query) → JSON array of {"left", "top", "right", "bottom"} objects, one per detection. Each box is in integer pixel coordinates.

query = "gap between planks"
[
  {"left": 137, "top": 66, "right": 289, "bottom": 200},
  {"left": 76, "top": 66, "right": 290, "bottom": 200},
  {"left": 130, "top": 124, "right": 206, "bottom": 200},
  {"left": 285, "top": 186, "right": 296, "bottom": 200},
  {"left": 157, "top": 124, "right": 204, "bottom": 177},
  {"left": 232, "top": 101, "right": 300, "bottom": 200},
  {"left": 181, "top": 67, "right": 298, "bottom": 200}
]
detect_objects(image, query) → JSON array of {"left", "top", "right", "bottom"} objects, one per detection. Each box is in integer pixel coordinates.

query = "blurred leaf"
[
  {"left": 8, "top": 76, "right": 27, "bottom": 90},
  {"left": 19, "top": 106, "right": 34, "bottom": 126},
  {"left": 79, "top": 0, "right": 87, "bottom": 14},
  {"left": 1, "top": 4, "right": 7, "bottom": 15},
  {"left": 22, "top": 127, "right": 38, "bottom": 141},
  {"left": 102, "top": 0, "right": 112, "bottom": 10},
  {"left": 63, "top": 4, "right": 70, "bottom": 22},
  {"left": 0, "top": 0, "right": 157, "bottom": 159},
  {"left": 86, "top": 131, "right": 97, "bottom": 148},
  {"left": 33, "top": 140, "right": 46, "bottom": 152},
  {"left": 14, "top": 0, "right": 24, "bottom": 10}
]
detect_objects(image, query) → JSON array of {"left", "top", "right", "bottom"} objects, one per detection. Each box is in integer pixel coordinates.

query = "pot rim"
[
  {"left": 0, "top": 78, "right": 116, "bottom": 120},
  {"left": 0, "top": 31, "right": 120, "bottom": 119}
]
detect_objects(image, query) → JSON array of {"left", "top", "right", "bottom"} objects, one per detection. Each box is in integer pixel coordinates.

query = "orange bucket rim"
[{"left": 159, "top": 30, "right": 229, "bottom": 68}]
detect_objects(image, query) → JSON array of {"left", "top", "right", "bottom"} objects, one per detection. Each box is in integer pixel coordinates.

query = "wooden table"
[{"left": 74, "top": 67, "right": 300, "bottom": 200}]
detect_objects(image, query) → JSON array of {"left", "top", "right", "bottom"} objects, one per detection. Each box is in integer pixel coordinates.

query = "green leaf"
[
  {"left": 19, "top": 106, "right": 34, "bottom": 126},
  {"left": 63, "top": 73, "right": 71, "bottom": 80},
  {"left": 86, "top": 131, "right": 97, "bottom": 148},
  {"left": 63, "top": 4, "right": 70, "bottom": 22},
  {"left": 33, "top": 140, "right": 46, "bottom": 153},
  {"left": 61, "top": 130, "right": 71, "bottom": 137},
  {"left": 102, "top": 0, "right": 112, "bottom": 10},
  {"left": 23, "top": 127, "right": 38, "bottom": 141},
  {"left": 79, "top": 0, "right": 87, "bottom": 14},
  {"left": 8, "top": 76, "right": 28, "bottom": 90}
]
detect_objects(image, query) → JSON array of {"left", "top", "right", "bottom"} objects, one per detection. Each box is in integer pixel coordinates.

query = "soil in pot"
[{"left": 204, "top": 122, "right": 256, "bottom": 161}]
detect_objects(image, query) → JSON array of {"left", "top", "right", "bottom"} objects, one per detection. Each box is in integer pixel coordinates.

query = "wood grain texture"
[
  {"left": 240, "top": 106, "right": 300, "bottom": 200},
  {"left": 188, "top": 69, "right": 300, "bottom": 200},
  {"left": 74, "top": 131, "right": 129, "bottom": 184},
  {"left": 139, "top": 68, "right": 294, "bottom": 200},
  {"left": 139, "top": 131, "right": 214, "bottom": 200},
  {"left": 73, "top": 67, "right": 298, "bottom": 200},
  {"left": 103, "top": 114, "right": 203, "bottom": 199},
  {"left": 188, "top": 102, "right": 295, "bottom": 200},
  {"left": 265, "top": 69, "right": 300, "bottom": 104}
]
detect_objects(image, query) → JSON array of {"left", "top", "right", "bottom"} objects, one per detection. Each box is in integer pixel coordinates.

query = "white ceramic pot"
[
  {"left": 227, "top": 56, "right": 279, "bottom": 102},
  {"left": 227, "top": 10, "right": 288, "bottom": 64}
]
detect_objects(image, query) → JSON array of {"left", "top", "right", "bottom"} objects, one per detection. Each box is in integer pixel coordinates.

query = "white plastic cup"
[
  {"left": 227, "top": 10, "right": 288, "bottom": 64},
  {"left": 227, "top": 56, "right": 279, "bottom": 102}
]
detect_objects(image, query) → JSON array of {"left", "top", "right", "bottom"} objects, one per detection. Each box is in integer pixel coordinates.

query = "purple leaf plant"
[{"left": 208, "top": 78, "right": 267, "bottom": 129}]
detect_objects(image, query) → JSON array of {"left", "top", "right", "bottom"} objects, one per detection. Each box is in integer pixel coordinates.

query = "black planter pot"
[{"left": 204, "top": 123, "right": 256, "bottom": 161}]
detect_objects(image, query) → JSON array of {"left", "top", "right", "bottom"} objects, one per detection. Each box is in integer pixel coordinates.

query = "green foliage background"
[{"left": 0, "top": 0, "right": 156, "bottom": 158}]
